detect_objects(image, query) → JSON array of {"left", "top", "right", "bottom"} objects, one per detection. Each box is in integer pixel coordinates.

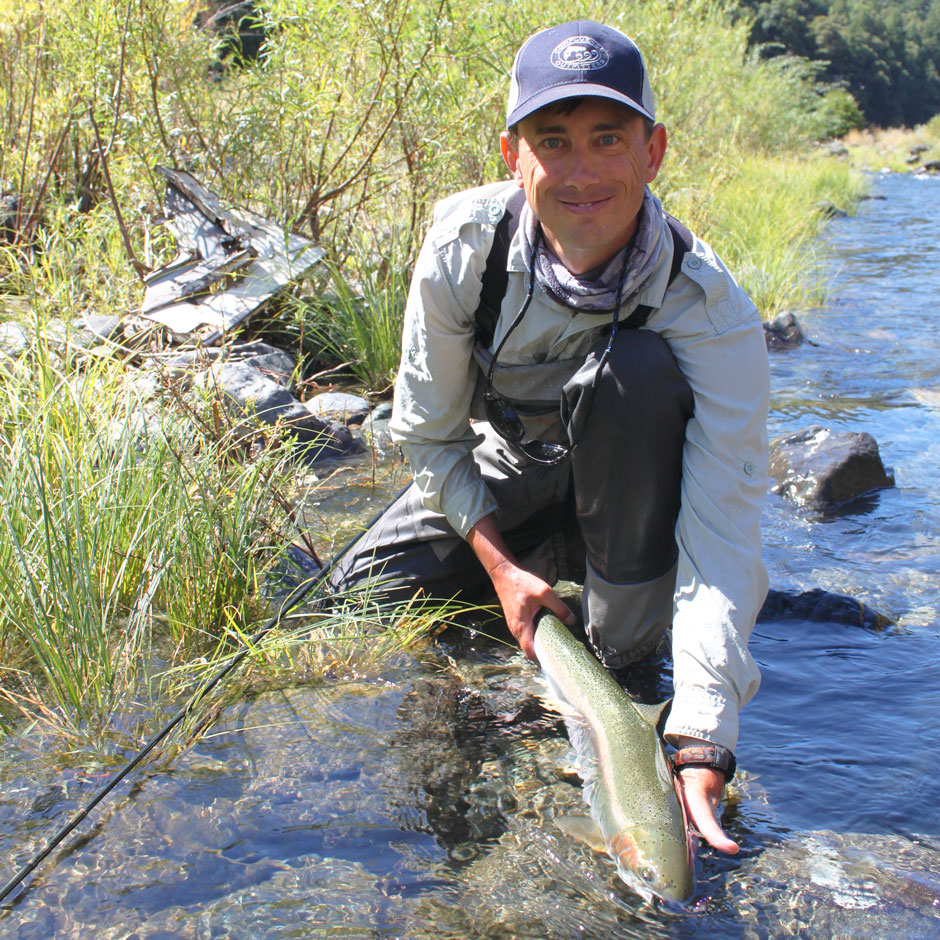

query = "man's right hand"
[{"left": 467, "top": 514, "right": 576, "bottom": 660}]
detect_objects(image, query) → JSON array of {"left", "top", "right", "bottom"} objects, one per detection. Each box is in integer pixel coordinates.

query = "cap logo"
[{"left": 550, "top": 36, "right": 609, "bottom": 71}]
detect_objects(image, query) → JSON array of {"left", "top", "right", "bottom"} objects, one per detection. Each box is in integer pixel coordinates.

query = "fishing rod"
[{"left": 0, "top": 486, "right": 407, "bottom": 908}]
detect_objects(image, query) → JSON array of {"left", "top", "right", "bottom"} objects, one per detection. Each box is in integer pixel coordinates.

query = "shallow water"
[{"left": 2, "top": 172, "right": 940, "bottom": 938}]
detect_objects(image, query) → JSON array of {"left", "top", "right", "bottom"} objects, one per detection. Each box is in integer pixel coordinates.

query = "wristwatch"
[{"left": 671, "top": 744, "right": 737, "bottom": 782}]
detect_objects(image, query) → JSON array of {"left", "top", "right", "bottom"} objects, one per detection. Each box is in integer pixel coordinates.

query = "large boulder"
[{"left": 769, "top": 426, "right": 894, "bottom": 509}]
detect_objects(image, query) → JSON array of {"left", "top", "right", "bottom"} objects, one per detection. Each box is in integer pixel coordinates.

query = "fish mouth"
[{"left": 612, "top": 831, "right": 695, "bottom": 905}]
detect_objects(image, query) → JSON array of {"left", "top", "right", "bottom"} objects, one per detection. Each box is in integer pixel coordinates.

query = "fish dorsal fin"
[{"left": 633, "top": 699, "right": 672, "bottom": 731}]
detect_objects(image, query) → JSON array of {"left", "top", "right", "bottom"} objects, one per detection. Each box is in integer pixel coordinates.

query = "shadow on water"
[{"left": 2, "top": 173, "right": 940, "bottom": 938}]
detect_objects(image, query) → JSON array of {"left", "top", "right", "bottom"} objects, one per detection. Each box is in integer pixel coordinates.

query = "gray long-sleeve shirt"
[{"left": 390, "top": 180, "right": 769, "bottom": 751}]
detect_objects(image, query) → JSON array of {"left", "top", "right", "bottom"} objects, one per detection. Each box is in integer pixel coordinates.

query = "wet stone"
[
  {"left": 758, "top": 588, "right": 895, "bottom": 630},
  {"left": 763, "top": 311, "right": 807, "bottom": 350},
  {"left": 769, "top": 425, "right": 894, "bottom": 509}
]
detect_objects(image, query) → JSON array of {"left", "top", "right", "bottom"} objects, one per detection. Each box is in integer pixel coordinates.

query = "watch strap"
[{"left": 672, "top": 744, "right": 737, "bottom": 782}]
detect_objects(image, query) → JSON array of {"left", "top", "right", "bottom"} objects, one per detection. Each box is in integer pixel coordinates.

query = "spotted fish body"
[{"left": 533, "top": 612, "right": 695, "bottom": 904}]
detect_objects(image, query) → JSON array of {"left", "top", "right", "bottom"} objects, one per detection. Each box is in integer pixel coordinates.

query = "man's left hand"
[{"left": 675, "top": 765, "right": 739, "bottom": 854}]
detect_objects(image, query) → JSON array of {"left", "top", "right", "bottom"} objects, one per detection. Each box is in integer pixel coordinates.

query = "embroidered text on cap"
[{"left": 551, "top": 37, "right": 610, "bottom": 71}]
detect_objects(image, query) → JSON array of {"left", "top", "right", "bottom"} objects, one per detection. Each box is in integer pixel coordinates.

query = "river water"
[{"left": 1, "top": 171, "right": 939, "bottom": 938}]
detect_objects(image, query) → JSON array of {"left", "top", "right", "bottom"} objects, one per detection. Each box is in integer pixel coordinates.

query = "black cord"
[{"left": 0, "top": 485, "right": 408, "bottom": 907}]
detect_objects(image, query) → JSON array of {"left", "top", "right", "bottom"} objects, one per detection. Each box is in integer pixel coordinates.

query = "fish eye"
[{"left": 641, "top": 867, "right": 656, "bottom": 883}]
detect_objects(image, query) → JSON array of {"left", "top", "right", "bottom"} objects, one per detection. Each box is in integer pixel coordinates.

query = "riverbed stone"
[
  {"left": 769, "top": 425, "right": 894, "bottom": 509},
  {"left": 199, "top": 360, "right": 364, "bottom": 461},
  {"left": 758, "top": 588, "right": 894, "bottom": 630},
  {"left": 763, "top": 311, "right": 806, "bottom": 350},
  {"left": 358, "top": 414, "right": 395, "bottom": 452},
  {"left": 305, "top": 391, "right": 371, "bottom": 426}
]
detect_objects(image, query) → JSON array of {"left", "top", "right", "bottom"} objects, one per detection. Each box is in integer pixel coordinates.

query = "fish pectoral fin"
[
  {"left": 555, "top": 815, "right": 607, "bottom": 853},
  {"left": 632, "top": 698, "right": 672, "bottom": 732}
]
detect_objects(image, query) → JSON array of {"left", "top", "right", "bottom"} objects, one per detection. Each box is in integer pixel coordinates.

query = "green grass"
[{"left": 673, "top": 153, "right": 869, "bottom": 316}]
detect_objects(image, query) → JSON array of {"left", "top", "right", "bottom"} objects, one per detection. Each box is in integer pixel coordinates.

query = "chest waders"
[{"left": 330, "top": 196, "right": 696, "bottom": 671}]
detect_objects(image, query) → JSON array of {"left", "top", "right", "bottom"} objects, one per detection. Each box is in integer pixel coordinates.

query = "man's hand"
[
  {"left": 675, "top": 765, "right": 739, "bottom": 854},
  {"left": 467, "top": 514, "right": 575, "bottom": 660}
]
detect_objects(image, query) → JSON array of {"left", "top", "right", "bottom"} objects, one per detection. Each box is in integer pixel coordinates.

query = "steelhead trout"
[{"left": 533, "top": 611, "right": 695, "bottom": 904}]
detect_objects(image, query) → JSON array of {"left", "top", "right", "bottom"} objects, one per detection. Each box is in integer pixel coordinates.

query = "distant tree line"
[{"left": 734, "top": 0, "right": 940, "bottom": 127}]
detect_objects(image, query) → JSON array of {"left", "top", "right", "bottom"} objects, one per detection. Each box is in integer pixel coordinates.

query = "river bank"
[{"left": 841, "top": 117, "right": 940, "bottom": 173}]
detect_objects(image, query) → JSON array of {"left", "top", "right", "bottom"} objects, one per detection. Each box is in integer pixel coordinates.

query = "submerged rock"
[
  {"left": 758, "top": 588, "right": 895, "bottom": 630},
  {"left": 764, "top": 311, "right": 808, "bottom": 351},
  {"left": 769, "top": 425, "right": 894, "bottom": 509}
]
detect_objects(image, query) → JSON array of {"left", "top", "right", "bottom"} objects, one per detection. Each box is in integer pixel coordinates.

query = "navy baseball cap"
[{"left": 506, "top": 21, "right": 655, "bottom": 128}]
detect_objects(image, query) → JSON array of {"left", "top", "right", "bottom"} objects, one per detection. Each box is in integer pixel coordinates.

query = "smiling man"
[{"left": 330, "top": 21, "right": 770, "bottom": 854}]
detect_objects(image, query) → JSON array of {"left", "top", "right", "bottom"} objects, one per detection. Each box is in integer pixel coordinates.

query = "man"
[{"left": 331, "top": 21, "right": 769, "bottom": 854}]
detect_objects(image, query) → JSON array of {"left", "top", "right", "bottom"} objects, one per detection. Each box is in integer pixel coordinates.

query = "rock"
[
  {"left": 200, "top": 361, "right": 364, "bottom": 461},
  {"left": 819, "top": 141, "right": 849, "bottom": 158},
  {"left": 763, "top": 311, "right": 806, "bottom": 351},
  {"left": 358, "top": 415, "right": 394, "bottom": 452},
  {"left": 305, "top": 391, "right": 370, "bottom": 426},
  {"left": 155, "top": 341, "right": 296, "bottom": 388},
  {"left": 371, "top": 401, "right": 394, "bottom": 420},
  {"left": 79, "top": 315, "right": 124, "bottom": 343},
  {"left": 758, "top": 588, "right": 894, "bottom": 630},
  {"left": 0, "top": 321, "right": 30, "bottom": 356},
  {"left": 769, "top": 426, "right": 894, "bottom": 509},
  {"left": 816, "top": 201, "right": 848, "bottom": 219}
]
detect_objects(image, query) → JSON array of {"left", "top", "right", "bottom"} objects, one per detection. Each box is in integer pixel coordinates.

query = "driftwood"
[{"left": 141, "top": 167, "right": 323, "bottom": 344}]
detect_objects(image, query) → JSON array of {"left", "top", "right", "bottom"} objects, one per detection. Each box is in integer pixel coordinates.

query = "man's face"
[{"left": 500, "top": 99, "right": 666, "bottom": 275}]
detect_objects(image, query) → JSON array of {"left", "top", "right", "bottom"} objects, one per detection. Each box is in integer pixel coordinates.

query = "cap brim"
[{"left": 507, "top": 82, "right": 654, "bottom": 128}]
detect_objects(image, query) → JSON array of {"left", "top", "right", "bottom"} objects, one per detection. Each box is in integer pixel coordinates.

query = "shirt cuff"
[
  {"left": 441, "top": 479, "right": 499, "bottom": 540},
  {"left": 664, "top": 685, "right": 740, "bottom": 753}
]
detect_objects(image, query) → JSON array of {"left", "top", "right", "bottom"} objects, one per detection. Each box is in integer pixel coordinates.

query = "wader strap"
[
  {"left": 475, "top": 188, "right": 527, "bottom": 349},
  {"left": 473, "top": 201, "right": 695, "bottom": 343}
]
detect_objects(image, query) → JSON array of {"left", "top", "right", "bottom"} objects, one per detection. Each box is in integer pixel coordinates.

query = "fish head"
[{"left": 610, "top": 826, "right": 695, "bottom": 905}]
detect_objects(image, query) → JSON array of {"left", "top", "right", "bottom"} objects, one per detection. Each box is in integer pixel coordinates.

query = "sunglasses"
[{"left": 482, "top": 227, "right": 629, "bottom": 465}]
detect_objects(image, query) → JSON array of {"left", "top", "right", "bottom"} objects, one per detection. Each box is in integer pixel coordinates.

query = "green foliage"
[
  {"left": 736, "top": 0, "right": 940, "bottom": 127},
  {"left": 810, "top": 86, "right": 866, "bottom": 139}
]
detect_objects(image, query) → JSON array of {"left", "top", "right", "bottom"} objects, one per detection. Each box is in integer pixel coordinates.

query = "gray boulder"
[{"left": 769, "top": 425, "right": 894, "bottom": 509}]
